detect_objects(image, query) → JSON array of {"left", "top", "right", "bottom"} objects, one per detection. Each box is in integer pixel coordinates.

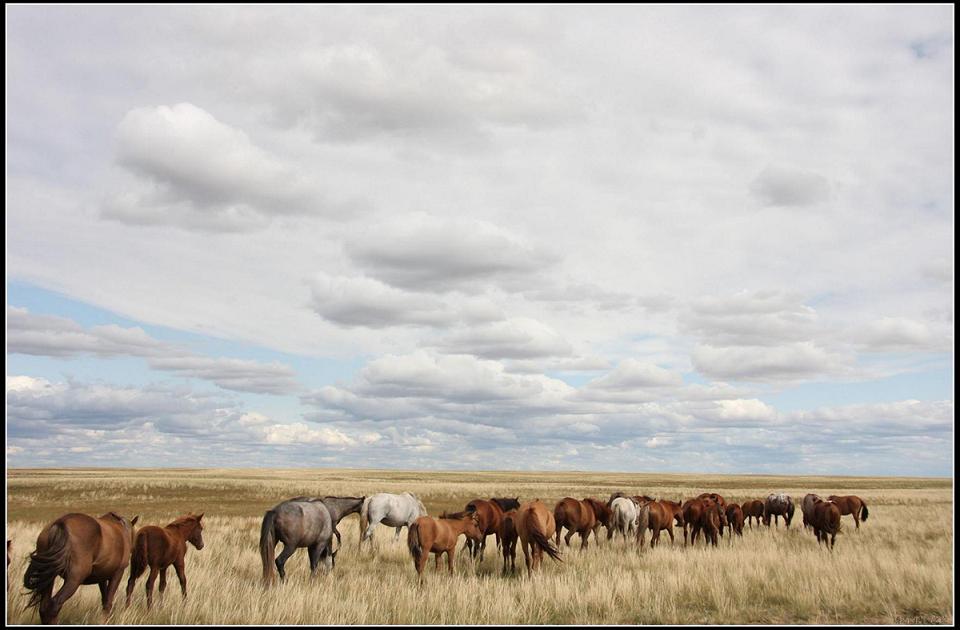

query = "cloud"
[
  {"left": 750, "top": 165, "right": 830, "bottom": 207},
  {"left": 691, "top": 342, "right": 852, "bottom": 382},
  {"left": 851, "top": 317, "right": 953, "bottom": 353},
  {"left": 102, "top": 103, "right": 347, "bottom": 231},
  {"left": 345, "top": 212, "right": 554, "bottom": 293},
  {"left": 308, "top": 273, "right": 461, "bottom": 328},
  {"left": 435, "top": 317, "right": 573, "bottom": 360},
  {"left": 8, "top": 306, "right": 299, "bottom": 395}
]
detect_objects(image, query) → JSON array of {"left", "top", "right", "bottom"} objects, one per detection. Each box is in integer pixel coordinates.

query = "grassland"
[{"left": 5, "top": 468, "right": 953, "bottom": 624}]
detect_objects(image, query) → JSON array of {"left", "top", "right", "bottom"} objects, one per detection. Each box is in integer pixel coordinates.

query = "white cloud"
[
  {"left": 691, "top": 342, "right": 852, "bottom": 382},
  {"left": 750, "top": 165, "right": 830, "bottom": 207},
  {"left": 435, "top": 317, "right": 573, "bottom": 359}
]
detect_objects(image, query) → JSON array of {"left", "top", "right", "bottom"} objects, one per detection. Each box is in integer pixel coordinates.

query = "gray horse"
[
  {"left": 358, "top": 492, "right": 427, "bottom": 551},
  {"left": 259, "top": 496, "right": 364, "bottom": 585}
]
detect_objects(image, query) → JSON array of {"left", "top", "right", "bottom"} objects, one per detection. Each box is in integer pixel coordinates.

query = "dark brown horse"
[
  {"left": 124, "top": 513, "right": 204, "bottom": 609},
  {"left": 463, "top": 499, "right": 504, "bottom": 561},
  {"left": 499, "top": 509, "right": 519, "bottom": 574},
  {"left": 810, "top": 499, "right": 842, "bottom": 549},
  {"left": 516, "top": 500, "right": 562, "bottom": 576},
  {"left": 725, "top": 503, "right": 744, "bottom": 538},
  {"left": 491, "top": 497, "right": 521, "bottom": 512},
  {"left": 23, "top": 512, "right": 139, "bottom": 624},
  {"left": 827, "top": 495, "right": 869, "bottom": 529},
  {"left": 689, "top": 498, "right": 722, "bottom": 547},
  {"left": 407, "top": 513, "right": 482, "bottom": 584},
  {"left": 553, "top": 498, "right": 597, "bottom": 550},
  {"left": 742, "top": 499, "right": 765, "bottom": 528},
  {"left": 582, "top": 497, "right": 612, "bottom": 544}
]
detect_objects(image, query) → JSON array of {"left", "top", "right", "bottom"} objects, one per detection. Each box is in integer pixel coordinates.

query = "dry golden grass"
[{"left": 4, "top": 468, "right": 953, "bottom": 624}]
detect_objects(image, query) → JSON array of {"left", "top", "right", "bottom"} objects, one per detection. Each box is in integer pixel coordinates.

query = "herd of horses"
[{"left": 12, "top": 490, "right": 870, "bottom": 623}]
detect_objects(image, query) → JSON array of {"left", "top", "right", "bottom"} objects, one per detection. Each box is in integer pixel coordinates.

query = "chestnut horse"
[
  {"left": 23, "top": 512, "right": 139, "bottom": 624},
  {"left": 124, "top": 513, "right": 204, "bottom": 609},
  {"left": 828, "top": 495, "right": 869, "bottom": 529},
  {"left": 810, "top": 499, "right": 842, "bottom": 549},
  {"left": 462, "top": 499, "right": 504, "bottom": 561},
  {"left": 407, "top": 513, "right": 482, "bottom": 584},
  {"left": 742, "top": 500, "right": 765, "bottom": 528},
  {"left": 553, "top": 498, "right": 597, "bottom": 550},
  {"left": 725, "top": 503, "right": 744, "bottom": 538},
  {"left": 516, "top": 500, "right": 563, "bottom": 576},
  {"left": 697, "top": 493, "right": 727, "bottom": 535},
  {"left": 499, "top": 509, "right": 519, "bottom": 574},
  {"left": 646, "top": 499, "right": 683, "bottom": 547}
]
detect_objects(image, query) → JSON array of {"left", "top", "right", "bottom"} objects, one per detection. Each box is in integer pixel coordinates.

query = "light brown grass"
[{"left": 4, "top": 468, "right": 953, "bottom": 624}]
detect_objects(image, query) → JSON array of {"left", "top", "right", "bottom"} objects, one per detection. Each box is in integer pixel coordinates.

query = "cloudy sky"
[{"left": 6, "top": 5, "right": 954, "bottom": 476}]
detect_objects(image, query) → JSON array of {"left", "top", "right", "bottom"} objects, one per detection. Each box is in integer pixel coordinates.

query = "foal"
[{"left": 125, "top": 513, "right": 204, "bottom": 609}]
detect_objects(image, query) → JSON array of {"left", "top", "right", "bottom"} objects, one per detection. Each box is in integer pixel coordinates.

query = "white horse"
[
  {"left": 610, "top": 497, "right": 639, "bottom": 542},
  {"left": 358, "top": 492, "right": 428, "bottom": 550}
]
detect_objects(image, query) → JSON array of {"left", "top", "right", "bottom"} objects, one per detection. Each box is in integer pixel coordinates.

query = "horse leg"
[
  {"left": 564, "top": 529, "right": 574, "bottom": 547},
  {"left": 308, "top": 544, "right": 321, "bottom": 577},
  {"left": 145, "top": 566, "right": 159, "bottom": 609},
  {"left": 125, "top": 567, "right": 138, "bottom": 608},
  {"left": 580, "top": 530, "right": 589, "bottom": 550},
  {"left": 435, "top": 552, "right": 441, "bottom": 571},
  {"left": 394, "top": 526, "right": 403, "bottom": 542},
  {"left": 555, "top": 527, "right": 562, "bottom": 548},
  {"left": 40, "top": 575, "right": 82, "bottom": 625},
  {"left": 275, "top": 543, "right": 296, "bottom": 582},
  {"left": 158, "top": 566, "right": 168, "bottom": 600},
  {"left": 521, "top": 540, "right": 532, "bottom": 577},
  {"left": 102, "top": 567, "right": 125, "bottom": 616},
  {"left": 174, "top": 561, "right": 187, "bottom": 599},
  {"left": 667, "top": 526, "right": 675, "bottom": 545},
  {"left": 448, "top": 547, "right": 455, "bottom": 574}
]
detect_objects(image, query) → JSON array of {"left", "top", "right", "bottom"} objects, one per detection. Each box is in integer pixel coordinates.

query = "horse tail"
[
  {"left": 407, "top": 521, "right": 422, "bottom": 566},
  {"left": 525, "top": 509, "right": 562, "bottom": 564},
  {"left": 23, "top": 521, "right": 70, "bottom": 610},
  {"left": 359, "top": 496, "right": 371, "bottom": 549},
  {"left": 259, "top": 510, "right": 277, "bottom": 586},
  {"left": 860, "top": 502, "right": 869, "bottom": 522},
  {"left": 129, "top": 530, "right": 149, "bottom": 581}
]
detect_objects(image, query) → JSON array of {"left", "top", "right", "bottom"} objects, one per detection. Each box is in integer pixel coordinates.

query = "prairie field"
[{"left": 4, "top": 468, "right": 953, "bottom": 625}]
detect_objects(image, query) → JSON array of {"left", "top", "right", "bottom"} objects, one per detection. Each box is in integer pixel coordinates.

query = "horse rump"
[
  {"left": 407, "top": 520, "right": 422, "bottom": 565},
  {"left": 860, "top": 502, "right": 869, "bottom": 522},
  {"left": 23, "top": 522, "right": 70, "bottom": 610},
  {"left": 524, "top": 509, "right": 563, "bottom": 564},
  {"left": 129, "top": 529, "right": 150, "bottom": 582}
]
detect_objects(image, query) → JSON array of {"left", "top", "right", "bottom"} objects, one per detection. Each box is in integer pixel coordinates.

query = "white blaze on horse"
[{"left": 358, "top": 492, "right": 428, "bottom": 551}]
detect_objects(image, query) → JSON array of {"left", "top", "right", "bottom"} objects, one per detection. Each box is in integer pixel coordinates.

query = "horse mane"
[
  {"left": 288, "top": 496, "right": 324, "bottom": 503},
  {"left": 167, "top": 514, "right": 202, "bottom": 531},
  {"left": 442, "top": 510, "right": 469, "bottom": 520},
  {"left": 323, "top": 496, "right": 364, "bottom": 501}
]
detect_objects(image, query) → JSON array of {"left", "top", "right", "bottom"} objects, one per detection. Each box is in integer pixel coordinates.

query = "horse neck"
[
  {"left": 166, "top": 519, "right": 197, "bottom": 541},
  {"left": 323, "top": 497, "right": 361, "bottom": 523}
]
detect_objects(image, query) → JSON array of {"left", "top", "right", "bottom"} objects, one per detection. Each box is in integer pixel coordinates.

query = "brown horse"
[
  {"left": 725, "top": 503, "right": 744, "bottom": 538},
  {"left": 827, "top": 495, "right": 869, "bottom": 529},
  {"left": 689, "top": 498, "right": 722, "bottom": 547},
  {"left": 499, "top": 509, "right": 519, "bottom": 574},
  {"left": 742, "top": 500, "right": 764, "bottom": 528},
  {"left": 646, "top": 500, "right": 683, "bottom": 547},
  {"left": 553, "top": 497, "right": 597, "bottom": 550},
  {"left": 407, "top": 513, "right": 482, "bottom": 584},
  {"left": 801, "top": 493, "right": 823, "bottom": 529},
  {"left": 462, "top": 499, "right": 504, "bottom": 561},
  {"left": 810, "top": 499, "right": 842, "bottom": 549},
  {"left": 23, "top": 512, "right": 139, "bottom": 624},
  {"left": 124, "top": 513, "right": 204, "bottom": 609},
  {"left": 516, "top": 500, "right": 563, "bottom": 576},
  {"left": 582, "top": 497, "right": 612, "bottom": 544}
]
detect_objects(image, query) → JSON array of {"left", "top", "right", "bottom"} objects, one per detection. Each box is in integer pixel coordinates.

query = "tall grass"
[{"left": 5, "top": 469, "right": 953, "bottom": 624}]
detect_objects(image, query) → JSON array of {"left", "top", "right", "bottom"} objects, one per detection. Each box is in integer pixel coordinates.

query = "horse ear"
[
  {"left": 197, "top": 513, "right": 204, "bottom": 521},
  {"left": 131, "top": 515, "right": 139, "bottom": 526}
]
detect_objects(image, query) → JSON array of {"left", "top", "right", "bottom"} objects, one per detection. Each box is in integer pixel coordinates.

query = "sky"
[{"left": 5, "top": 5, "right": 954, "bottom": 476}]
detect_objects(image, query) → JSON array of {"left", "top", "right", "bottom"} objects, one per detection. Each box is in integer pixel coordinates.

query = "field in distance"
[{"left": 5, "top": 468, "right": 953, "bottom": 625}]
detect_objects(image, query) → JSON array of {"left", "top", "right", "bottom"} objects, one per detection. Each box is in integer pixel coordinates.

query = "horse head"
[{"left": 188, "top": 513, "right": 205, "bottom": 550}]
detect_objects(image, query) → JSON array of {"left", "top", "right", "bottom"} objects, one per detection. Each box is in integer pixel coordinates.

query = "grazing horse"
[
  {"left": 260, "top": 498, "right": 340, "bottom": 585},
  {"left": 810, "top": 499, "right": 842, "bottom": 549},
  {"left": 742, "top": 500, "right": 765, "bottom": 528},
  {"left": 358, "top": 492, "right": 427, "bottom": 551},
  {"left": 125, "top": 513, "right": 204, "bottom": 609},
  {"left": 689, "top": 499, "right": 722, "bottom": 547},
  {"left": 499, "top": 510, "right": 519, "bottom": 574},
  {"left": 697, "top": 494, "right": 727, "bottom": 535},
  {"left": 516, "top": 500, "right": 563, "bottom": 576},
  {"left": 553, "top": 498, "right": 597, "bottom": 550},
  {"left": 582, "top": 497, "right": 612, "bottom": 544},
  {"left": 725, "top": 503, "right": 744, "bottom": 539},
  {"left": 23, "top": 512, "right": 139, "bottom": 625},
  {"left": 462, "top": 499, "right": 504, "bottom": 561},
  {"left": 801, "top": 494, "right": 823, "bottom": 529},
  {"left": 609, "top": 497, "right": 640, "bottom": 543},
  {"left": 633, "top": 500, "right": 652, "bottom": 549},
  {"left": 682, "top": 498, "right": 706, "bottom": 545},
  {"left": 407, "top": 513, "right": 482, "bottom": 584},
  {"left": 763, "top": 493, "right": 795, "bottom": 528},
  {"left": 828, "top": 495, "right": 869, "bottom": 529}
]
